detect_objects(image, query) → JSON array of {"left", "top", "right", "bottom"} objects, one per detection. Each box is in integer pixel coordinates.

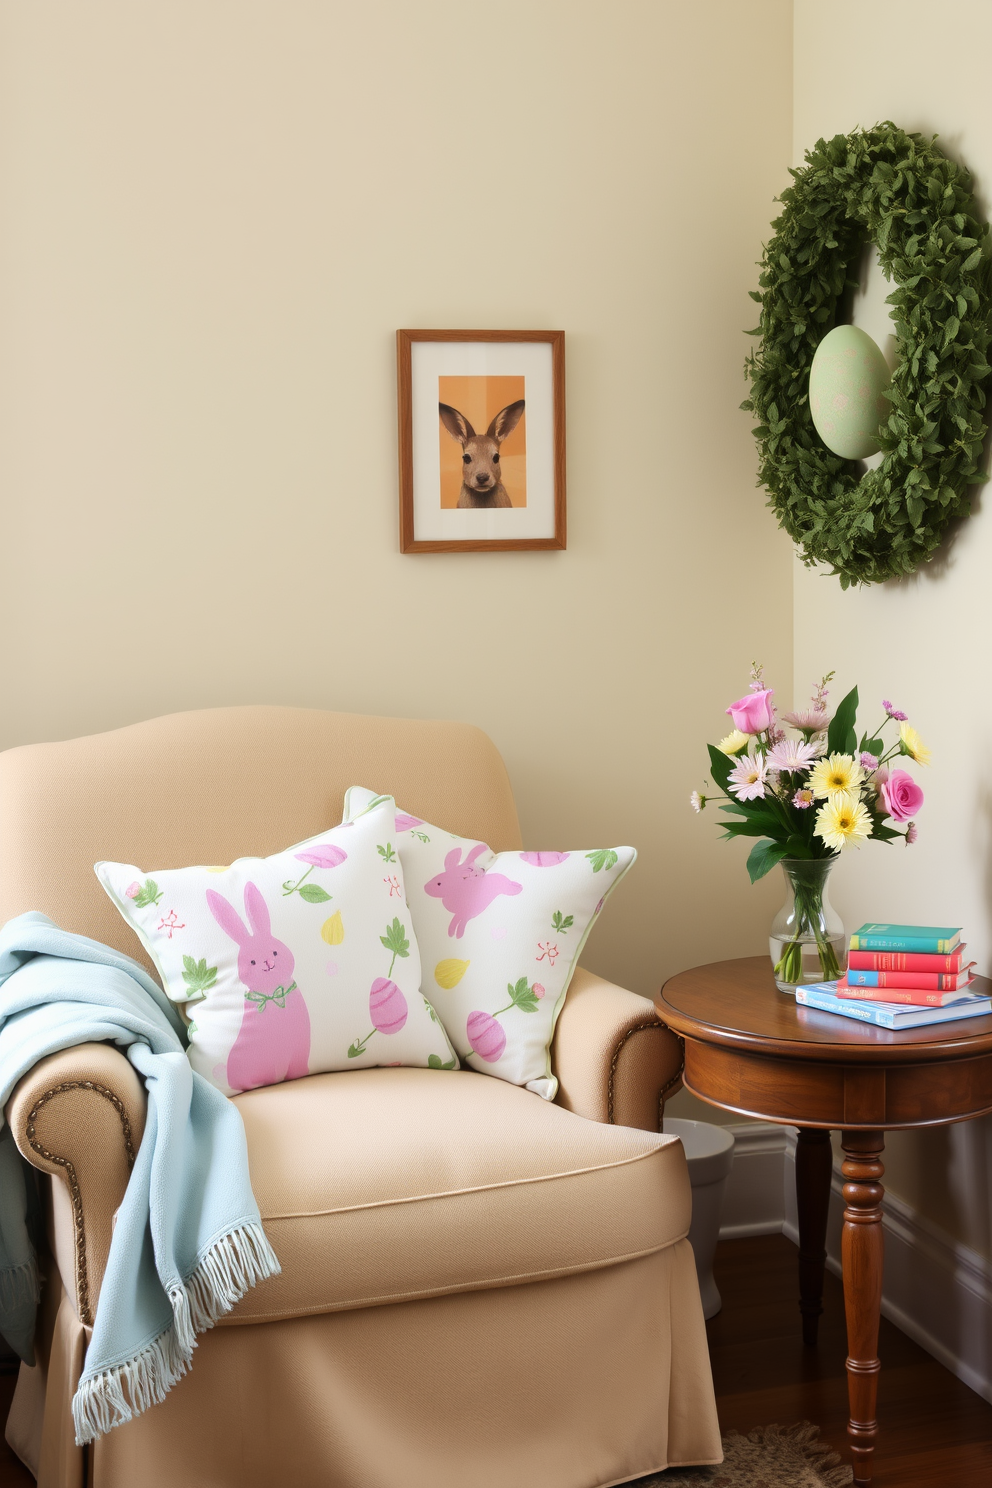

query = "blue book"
[
  {"left": 796, "top": 982, "right": 991, "bottom": 1029},
  {"left": 849, "top": 923, "right": 962, "bottom": 954}
]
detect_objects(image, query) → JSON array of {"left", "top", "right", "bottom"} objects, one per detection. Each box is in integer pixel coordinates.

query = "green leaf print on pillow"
[
  {"left": 181, "top": 955, "right": 218, "bottom": 1001},
  {"left": 126, "top": 878, "right": 163, "bottom": 908},
  {"left": 551, "top": 912, "right": 574, "bottom": 934},
  {"left": 503, "top": 976, "right": 540, "bottom": 1014},
  {"left": 297, "top": 883, "right": 332, "bottom": 903},
  {"left": 377, "top": 843, "right": 397, "bottom": 863},
  {"left": 379, "top": 917, "right": 410, "bottom": 976},
  {"left": 586, "top": 850, "right": 619, "bottom": 874}
]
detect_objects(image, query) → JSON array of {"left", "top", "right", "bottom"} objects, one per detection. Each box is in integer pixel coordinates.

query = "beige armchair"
[{"left": 0, "top": 707, "right": 720, "bottom": 1488}]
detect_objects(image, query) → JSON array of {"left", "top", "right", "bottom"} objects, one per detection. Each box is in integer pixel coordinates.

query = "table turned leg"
[
  {"left": 841, "top": 1131, "right": 885, "bottom": 1486},
  {"left": 795, "top": 1126, "right": 833, "bottom": 1345}
]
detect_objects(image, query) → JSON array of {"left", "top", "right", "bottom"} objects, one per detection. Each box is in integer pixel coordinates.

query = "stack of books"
[{"left": 796, "top": 923, "right": 992, "bottom": 1028}]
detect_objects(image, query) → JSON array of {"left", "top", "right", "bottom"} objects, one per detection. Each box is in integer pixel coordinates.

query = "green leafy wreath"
[{"left": 743, "top": 124, "right": 992, "bottom": 588}]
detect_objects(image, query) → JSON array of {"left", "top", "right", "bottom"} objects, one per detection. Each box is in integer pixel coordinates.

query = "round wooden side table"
[{"left": 655, "top": 956, "right": 992, "bottom": 1487}]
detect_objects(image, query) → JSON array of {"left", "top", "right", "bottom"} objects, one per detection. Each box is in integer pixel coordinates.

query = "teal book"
[
  {"left": 795, "top": 983, "right": 990, "bottom": 1029},
  {"left": 849, "top": 923, "right": 962, "bottom": 954}
]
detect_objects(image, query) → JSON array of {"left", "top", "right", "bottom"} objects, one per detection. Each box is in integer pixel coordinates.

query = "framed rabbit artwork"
[{"left": 397, "top": 328, "right": 566, "bottom": 553}]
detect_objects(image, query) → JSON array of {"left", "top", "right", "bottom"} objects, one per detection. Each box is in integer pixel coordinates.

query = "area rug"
[{"left": 633, "top": 1423, "right": 853, "bottom": 1486}]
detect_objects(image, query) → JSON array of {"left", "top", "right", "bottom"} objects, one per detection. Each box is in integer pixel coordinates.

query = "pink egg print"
[
  {"left": 369, "top": 977, "right": 408, "bottom": 1035},
  {"left": 466, "top": 1010, "right": 507, "bottom": 1063},
  {"left": 396, "top": 813, "right": 425, "bottom": 833},
  {"left": 326, "top": 961, "right": 338, "bottom": 976},
  {"left": 519, "top": 852, "right": 570, "bottom": 867},
  {"left": 295, "top": 844, "right": 348, "bottom": 869}
]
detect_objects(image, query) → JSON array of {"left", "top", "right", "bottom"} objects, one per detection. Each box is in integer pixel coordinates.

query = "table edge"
[{"left": 657, "top": 958, "right": 992, "bottom": 1064}]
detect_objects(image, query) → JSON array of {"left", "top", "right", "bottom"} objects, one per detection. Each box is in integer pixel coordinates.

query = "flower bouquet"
[{"left": 691, "top": 668, "right": 928, "bottom": 992}]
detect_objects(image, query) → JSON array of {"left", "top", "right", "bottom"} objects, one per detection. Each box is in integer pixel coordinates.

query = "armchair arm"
[
  {"left": 552, "top": 967, "right": 684, "bottom": 1131},
  {"left": 5, "top": 1043, "right": 146, "bottom": 1325}
]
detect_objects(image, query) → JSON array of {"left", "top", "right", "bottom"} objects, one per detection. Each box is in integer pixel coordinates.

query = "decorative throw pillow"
[
  {"left": 343, "top": 787, "right": 636, "bottom": 1099},
  {"left": 95, "top": 794, "right": 457, "bottom": 1095}
]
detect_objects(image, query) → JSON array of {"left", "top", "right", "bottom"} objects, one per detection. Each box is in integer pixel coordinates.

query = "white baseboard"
[
  {"left": 718, "top": 1123, "right": 992, "bottom": 1406},
  {"left": 717, "top": 1123, "right": 789, "bottom": 1238}
]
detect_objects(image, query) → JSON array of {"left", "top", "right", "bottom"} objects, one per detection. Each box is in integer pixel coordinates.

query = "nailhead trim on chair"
[
  {"left": 607, "top": 1022, "right": 685, "bottom": 1129},
  {"left": 658, "top": 1035, "right": 686, "bottom": 1130},
  {"left": 25, "top": 1081, "right": 137, "bottom": 1327}
]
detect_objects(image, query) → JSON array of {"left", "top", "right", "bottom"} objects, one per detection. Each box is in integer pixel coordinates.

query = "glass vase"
[{"left": 769, "top": 857, "right": 846, "bottom": 994}]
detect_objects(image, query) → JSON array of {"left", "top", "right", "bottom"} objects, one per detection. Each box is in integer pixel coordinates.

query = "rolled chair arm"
[
  {"left": 5, "top": 1043, "right": 147, "bottom": 1325},
  {"left": 552, "top": 968, "right": 684, "bottom": 1131}
]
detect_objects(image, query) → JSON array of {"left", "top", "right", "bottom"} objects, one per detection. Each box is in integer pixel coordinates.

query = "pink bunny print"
[
  {"left": 424, "top": 845, "right": 522, "bottom": 939},
  {"left": 206, "top": 882, "right": 311, "bottom": 1092}
]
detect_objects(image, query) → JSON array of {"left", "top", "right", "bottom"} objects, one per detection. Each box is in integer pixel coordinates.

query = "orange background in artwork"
[{"left": 438, "top": 375, "right": 526, "bottom": 509}]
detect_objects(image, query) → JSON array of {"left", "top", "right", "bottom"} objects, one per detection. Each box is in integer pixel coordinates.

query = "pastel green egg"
[{"left": 808, "top": 324, "right": 891, "bottom": 459}]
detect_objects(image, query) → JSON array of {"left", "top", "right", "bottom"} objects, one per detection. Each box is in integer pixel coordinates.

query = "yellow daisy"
[
  {"left": 807, "top": 752, "right": 865, "bottom": 799},
  {"left": 813, "top": 792, "right": 873, "bottom": 852},
  {"left": 899, "top": 722, "right": 931, "bottom": 766},
  {"left": 717, "top": 729, "right": 749, "bottom": 757}
]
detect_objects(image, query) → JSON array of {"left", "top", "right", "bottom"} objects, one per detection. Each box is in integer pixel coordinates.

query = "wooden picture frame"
[{"left": 397, "top": 329, "right": 565, "bottom": 553}]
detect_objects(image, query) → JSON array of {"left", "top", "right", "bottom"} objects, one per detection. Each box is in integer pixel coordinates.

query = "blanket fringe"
[{"left": 72, "top": 1221, "right": 280, "bottom": 1445}]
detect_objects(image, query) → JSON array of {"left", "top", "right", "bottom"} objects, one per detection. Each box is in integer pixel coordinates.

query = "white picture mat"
[{"left": 411, "top": 340, "right": 555, "bottom": 541}]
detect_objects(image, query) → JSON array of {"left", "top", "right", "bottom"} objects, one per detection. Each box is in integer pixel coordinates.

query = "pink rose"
[
  {"left": 533, "top": 983, "right": 546, "bottom": 999},
  {"left": 880, "top": 769, "right": 924, "bottom": 822},
  {"left": 726, "top": 688, "right": 775, "bottom": 734},
  {"left": 125, "top": 881, "right": 141, "bottom": 899}
]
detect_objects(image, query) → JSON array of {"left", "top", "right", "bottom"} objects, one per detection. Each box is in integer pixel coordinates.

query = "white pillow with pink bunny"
[
  {"left": 95, "top": 794, "right": 457, "bottom": 1096},
  {"left": 342, "top": 788, "right": 636, "bottom": 1099}
]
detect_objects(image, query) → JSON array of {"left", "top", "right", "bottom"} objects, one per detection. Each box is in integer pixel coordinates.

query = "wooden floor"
[
  {"left": 708, "top": 1233, "right": 992, "bottom": 1487},
  {"left": 0, "top": 1233, "right": 988, "bottom": 1485}
]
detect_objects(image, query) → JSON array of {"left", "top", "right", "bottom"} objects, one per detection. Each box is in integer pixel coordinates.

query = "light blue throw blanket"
[{"left": 0, "top": 913, "right": 280, "bottom": 1444}]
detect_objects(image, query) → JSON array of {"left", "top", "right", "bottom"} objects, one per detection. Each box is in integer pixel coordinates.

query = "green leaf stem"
[
  {"left": 380, "top": 918, "right": 410, "bottom": 959},
  {"left": 380, "top": 917, "right": 410, "bottom": 977},
  {"left": 826, "top": 686, "right": 859, "bottom": 756},
  {"left": 746, "top": 839, "right": 790, "bottom": 884}
]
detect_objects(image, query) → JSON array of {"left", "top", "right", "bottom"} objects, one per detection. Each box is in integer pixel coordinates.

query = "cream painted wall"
[
  {"left": 0, "top": 4, "right": 794, "bottom": 1042},
  {"left": 794, "top": 0, "right": 992, "bottom": 1258}
]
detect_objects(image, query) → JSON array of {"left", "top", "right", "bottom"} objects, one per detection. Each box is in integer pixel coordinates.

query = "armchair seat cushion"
[{"left": 223, "top": 1067, "right": 690, "bottom": 1325}]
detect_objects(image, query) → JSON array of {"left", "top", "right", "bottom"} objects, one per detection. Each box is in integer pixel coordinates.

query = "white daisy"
[
  {"left": 728, "top": 753, "right": 767, "bottom": 802},
  {"left": 766, "top": 738, "right": 820, "bottom": 773}
]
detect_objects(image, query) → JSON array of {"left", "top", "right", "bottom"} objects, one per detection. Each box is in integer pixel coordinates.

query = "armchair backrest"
[{"left": 0, "top": 706, "right": 521, "bottom": 973}]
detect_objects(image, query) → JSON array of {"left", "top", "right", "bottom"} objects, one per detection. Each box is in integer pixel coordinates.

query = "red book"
[
  {"left": 836, "top": 975, "right": 977, "bottom": 1007},
  {"left": 847, "top": 946, "right": 967, "bottom": 973},
  {"left": 843, "top": 965, "right": 976, "bottom": 992}
]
